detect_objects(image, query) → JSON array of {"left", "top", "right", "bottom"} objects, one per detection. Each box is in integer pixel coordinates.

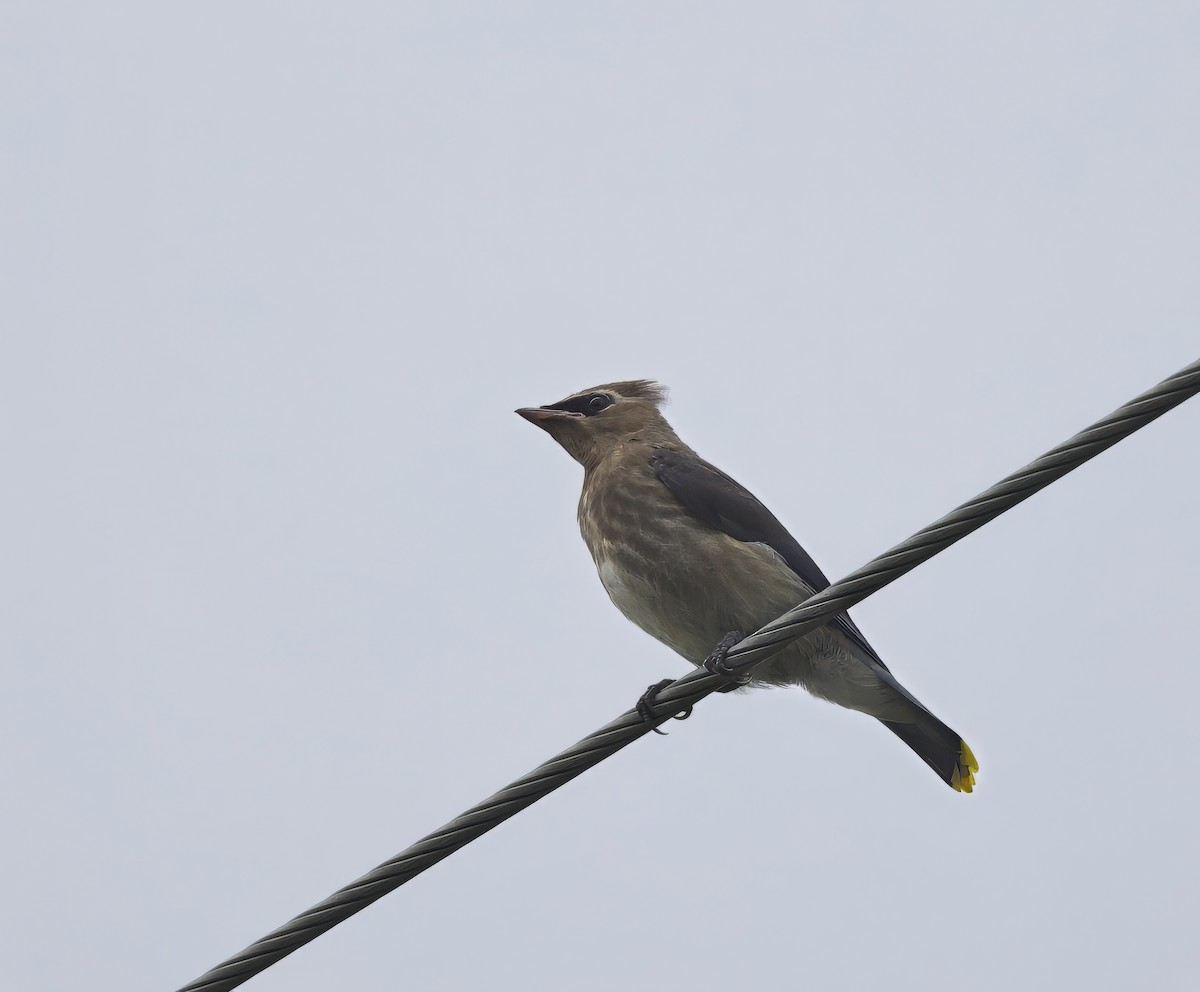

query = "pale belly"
[{"left": 590, "top": 534, "right": 902, "bottom": 717}]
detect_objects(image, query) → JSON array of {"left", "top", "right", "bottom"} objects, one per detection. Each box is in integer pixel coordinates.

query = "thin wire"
[{"left": 177, "top": 357, "right": 1200, "bottom": 992}]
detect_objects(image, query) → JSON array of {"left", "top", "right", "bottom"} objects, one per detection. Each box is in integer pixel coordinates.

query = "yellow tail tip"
[{"left": 951, "top": 740, "right": 979, "bottom": 793}]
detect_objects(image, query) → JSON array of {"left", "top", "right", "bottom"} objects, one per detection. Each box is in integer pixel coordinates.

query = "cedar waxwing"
[{"left": 517, "top": 380, "right": 978, "bottom": 792}]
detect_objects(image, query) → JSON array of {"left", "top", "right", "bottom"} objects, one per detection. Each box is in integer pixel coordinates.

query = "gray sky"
[{"left": 4, "top": 3, "right": 1199, "bottom": 990}]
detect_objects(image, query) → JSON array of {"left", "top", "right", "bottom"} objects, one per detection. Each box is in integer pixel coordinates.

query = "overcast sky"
[{"left": 4, "top": 4, "right": 1199, "bottom": 991}]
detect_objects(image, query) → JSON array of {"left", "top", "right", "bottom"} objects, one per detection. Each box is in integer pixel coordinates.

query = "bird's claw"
[
  {"left": 703, "top": 630, "right": 750, "bottom": 684},
  {"left": 636, "top": 631, "right": 747, "bottom": 733},
  {"left": 636, "top": 678, "right": 693, "bottom": 734}
]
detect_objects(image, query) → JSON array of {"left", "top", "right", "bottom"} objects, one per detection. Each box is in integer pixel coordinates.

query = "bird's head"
[{"left": 517, "top": 379, "right": 673, "bottom": 468}]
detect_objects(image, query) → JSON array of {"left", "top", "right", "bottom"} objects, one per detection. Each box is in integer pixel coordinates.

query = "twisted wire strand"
[
  {"left": 709, "top": 357, "right": 1200, "bottom": 680},
  {"left": 178, "top": 357, "right": 1200, "bottom": 992}
]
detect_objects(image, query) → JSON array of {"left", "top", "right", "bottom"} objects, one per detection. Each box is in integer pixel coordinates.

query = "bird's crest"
[{"left": 592, "top": 380, "right": 668, "bottom": 407}]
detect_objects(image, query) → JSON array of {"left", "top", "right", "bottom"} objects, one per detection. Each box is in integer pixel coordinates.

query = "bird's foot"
[
  {"left": 703, "top": 630, "right": 750, "bottom": 685},
  {"left": 636, "top": 678, "right": 693, "bottom": 735}
]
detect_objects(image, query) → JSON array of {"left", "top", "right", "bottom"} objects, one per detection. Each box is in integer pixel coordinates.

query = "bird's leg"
[
  {"left": 704, "top": 630, "right": 749, "bottom": 686},
  {"left": 636, "top": 678, "right": 693, "bottom": 735},
  {"left": 637, "top": 631, "right": 748, "bottom": 733}
]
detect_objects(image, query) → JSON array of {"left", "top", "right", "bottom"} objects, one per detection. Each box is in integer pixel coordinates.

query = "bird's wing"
[{"left": 649, "top": 448, "right": 889, "bottom": 670}]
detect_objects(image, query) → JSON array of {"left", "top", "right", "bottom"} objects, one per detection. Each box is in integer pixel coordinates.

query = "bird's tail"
[{"left": 881, "top": 713, "right": 979, "bottom": 793}]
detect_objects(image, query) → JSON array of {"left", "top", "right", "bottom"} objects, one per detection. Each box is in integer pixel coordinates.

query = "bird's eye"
[{"left": 587, "top": 394, "right": 613, "bottom": 413}]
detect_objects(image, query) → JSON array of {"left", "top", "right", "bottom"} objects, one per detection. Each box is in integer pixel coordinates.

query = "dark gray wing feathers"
[
  {"left": 649, "top": 448, "right": 888, "bottom": 669},
  {"left": 649, "top": 450, "right": 829, "bottom": 590}
]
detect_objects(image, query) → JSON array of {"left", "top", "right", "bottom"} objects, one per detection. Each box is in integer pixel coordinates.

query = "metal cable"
[{"left": 178, "top": 356, "right": 1200, "bottom": 992}]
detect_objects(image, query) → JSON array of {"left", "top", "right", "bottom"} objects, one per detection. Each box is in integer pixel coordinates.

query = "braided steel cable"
[{"left": 178, "top": 357, "right": 1200, "bottom": 992}]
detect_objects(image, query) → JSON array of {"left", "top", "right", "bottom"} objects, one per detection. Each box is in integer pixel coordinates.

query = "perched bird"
[{"left": 517, "top": 380, "right": 978, "bottom": 792}]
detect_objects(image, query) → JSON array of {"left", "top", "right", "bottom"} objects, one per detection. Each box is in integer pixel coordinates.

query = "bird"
[{"left": 517, "top": 379, "right": 978, "bottom": 792}]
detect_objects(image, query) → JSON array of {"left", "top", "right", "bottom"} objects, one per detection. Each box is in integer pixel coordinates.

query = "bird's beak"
[{"left": 515, "top": 407, "right": 582, "bottom": 430}]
